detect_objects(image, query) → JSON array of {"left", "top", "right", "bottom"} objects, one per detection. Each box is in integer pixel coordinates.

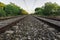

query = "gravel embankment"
[{"left": 0, "top": 15, "right": 60, "bottom": 40}]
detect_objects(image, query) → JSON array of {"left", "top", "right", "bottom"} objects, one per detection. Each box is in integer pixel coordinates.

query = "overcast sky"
[{"left": 0, "top": 0, "right": 60, "bottom": 13}]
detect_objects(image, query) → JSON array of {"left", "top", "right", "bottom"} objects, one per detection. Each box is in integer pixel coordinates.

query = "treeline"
[
  {"left": 0, "top": 2, "right": 28, "bottom": 17},
  {"left": 34, "top": 2, "right": 60, "bottom": 16}
]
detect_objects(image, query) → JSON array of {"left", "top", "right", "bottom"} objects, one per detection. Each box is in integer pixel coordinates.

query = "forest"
[
  {"left": 34, "top": 2, "right": 60, "bottom": 16},
  {"left": 0, "top": 2, "right": 28, "bottom": 17},
  {"left": 0, "top": 2, "right": 60, "bottom": 17}
]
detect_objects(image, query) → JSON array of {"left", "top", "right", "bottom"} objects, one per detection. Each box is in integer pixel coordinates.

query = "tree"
[
  {"left": 21, "top": 9, "right": 28, "bottom": 15},
  {"left": 44, "top": 2, "right": 59, "bottom": 16},
  {"left": 0, "top": 2, "right": 28, "bottom": 17},
  {"left": 56, "top": 6, "right": 60, "bottom": 15},
  {"left": 0, "top": 2, "right": 5, "bottom": 9},
  {"left": 5, "top": 3, "right": 21, "bottom": 16},
  {"left": 35, "top": 7, "right": 43, "bottom": 15},
  {"left": 0, "top": 9, "right": 6, "bottom": 17},
  {"left": 34, "top": 2, "right": 60, "bottom": 16},
  {"left": 0, "top": 2, "right": 6, "bottom": 17}
]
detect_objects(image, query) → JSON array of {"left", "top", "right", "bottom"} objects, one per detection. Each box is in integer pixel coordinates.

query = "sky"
[{"left": 0, "top": 0, "right": 60, "bottom": 14}]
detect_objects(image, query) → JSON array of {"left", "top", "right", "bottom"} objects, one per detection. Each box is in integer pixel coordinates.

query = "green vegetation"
[
  {"left": 34, "top": 2, "right": 60, "bottom": 16},
  {"left": 0, "top": 2, "right": 28, "bottom": 17}
]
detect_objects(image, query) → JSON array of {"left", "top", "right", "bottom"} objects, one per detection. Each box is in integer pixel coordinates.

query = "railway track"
[
  {"left": 0, "top": 15, "right": 27, "bottom": 33},
  {"left": 47, "top": 18, "right": 60, "bottom": 21},
  {"left": 0, "top": 15, "right": 22, "bottom": 21},
  {"left": 40, "top": 16, "right": 60, "bottom": 21},
  {"left": 0, "top": 15, "right": 60, "bottom": 40},
  {"left": 33, "top": 16, "right": 60, "bottom": 32}
]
